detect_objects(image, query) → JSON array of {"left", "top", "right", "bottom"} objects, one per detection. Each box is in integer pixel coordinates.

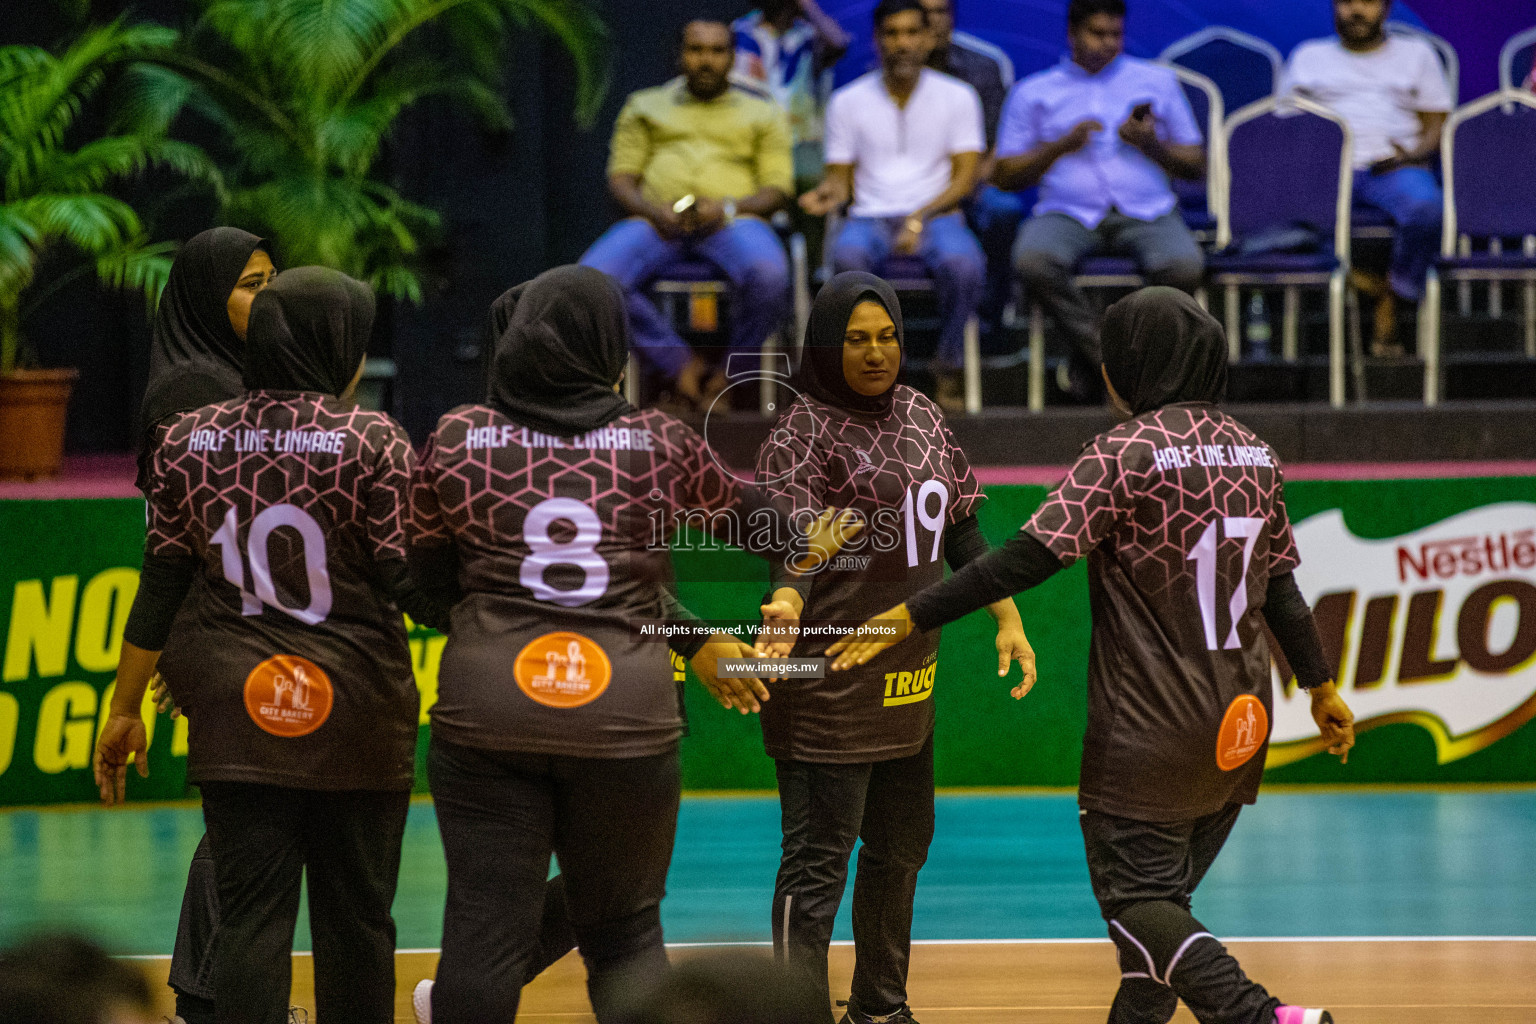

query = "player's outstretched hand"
[
  {"left": 692, "top": 632, "right": 771, "bottom": 715},
  {"left": 826, "top": 603, "right": 915, "bottom": 671},
  {"left": 996, "top": 625, "right": 1037, "bottom": 700},
  {"left": 756, "top": 587, "right": 804, "bottom": 664},
  {"left": 1309, "top": 681, "right": 1356, "bottom": 763},
  {"left": 94, "top": 712, "right": 149, "bottom": 806},
  {"left": 150, "top": 673, "right": 181, "bottom": 719},
  {"left": 795, "top": 507, "right": 864, "bottom": 574}
]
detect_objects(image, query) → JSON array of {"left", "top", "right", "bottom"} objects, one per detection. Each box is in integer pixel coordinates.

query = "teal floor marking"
[{"left": 2, "top": 791, "right": 1532, "bottom": 955}]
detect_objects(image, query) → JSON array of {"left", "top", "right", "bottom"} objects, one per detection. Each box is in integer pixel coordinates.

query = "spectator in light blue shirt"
[{"left": 994, "top": 0, "right": 1205, "bottom": 400}]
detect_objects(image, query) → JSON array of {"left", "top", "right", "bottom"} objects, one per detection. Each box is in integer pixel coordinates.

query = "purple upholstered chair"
[
  {"left": 1421, "top": 90, "right": 1536, "bottom": 405},
  {"left": 1159, "top": 27, "right": 1281, "bottom": 120},
  {"left": 1209, "top": 95, "right": 1353, "bottom": 406}
]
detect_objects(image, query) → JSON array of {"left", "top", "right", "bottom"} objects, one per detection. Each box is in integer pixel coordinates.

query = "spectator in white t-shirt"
[
  {"left": 1283, "top": 0, "right": 1452, "bottom": 353},
  {"left": 800, "top": 0, "right": 986, "bottom": 410}
]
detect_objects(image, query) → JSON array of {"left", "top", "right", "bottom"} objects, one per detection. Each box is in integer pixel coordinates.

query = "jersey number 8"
[{"left": 521, "top": 497, "right": 609, "bottom": 607}]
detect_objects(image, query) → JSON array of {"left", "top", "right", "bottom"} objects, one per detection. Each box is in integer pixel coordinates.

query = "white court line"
[{"left": 121, "top": 935, "right": 1536, "bottom": 959}]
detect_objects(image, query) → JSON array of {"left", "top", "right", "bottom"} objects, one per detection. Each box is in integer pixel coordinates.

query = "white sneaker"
[{"left": 413, "top": 978, "right": 434, "bottom": 1024}]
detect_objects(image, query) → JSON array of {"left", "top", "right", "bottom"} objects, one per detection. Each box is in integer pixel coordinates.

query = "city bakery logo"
[
  {"left": 243, "top": 655, "right": 333, "bottom": 738},
  {"left": 514, "top": 631, "right": 612, "bottom": 709},
  {"left": 1268, "top": 503, "right": 1536, "bottom": 767},
  {"left": 1217, "top": 694, "right": 1267, "bottom": 771}
]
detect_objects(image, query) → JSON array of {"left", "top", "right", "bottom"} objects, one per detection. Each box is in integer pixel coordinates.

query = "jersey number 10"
[
  {"left": 1187, "top": 516, "right": 1264, "bottom": 651},
  {"left": 210, "top": 504, "right": 334, "bottom": 625}
]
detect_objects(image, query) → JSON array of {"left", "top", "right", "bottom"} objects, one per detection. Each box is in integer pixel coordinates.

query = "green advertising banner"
[{"left": 2, "top": 476, "right": 1534, "bottom": 805}]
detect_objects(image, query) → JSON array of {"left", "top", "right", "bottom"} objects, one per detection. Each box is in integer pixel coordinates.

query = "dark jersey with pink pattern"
[
  {"left": 1024, "top": 402, "right": 1300, "bottom": 821},
  {"left": 755, "top": 386, "right": 984, "bottom": 763},
  {"left": 146, "top": 391, "right": 418, "bottom": 791},
  {"left": 412, "top": 405, "right": 744, "bottom": 759}
]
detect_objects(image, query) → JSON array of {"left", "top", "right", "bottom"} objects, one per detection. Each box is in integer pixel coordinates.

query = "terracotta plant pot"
[{"left": 0, "top": 368, "right": 79, "bottom": 480}]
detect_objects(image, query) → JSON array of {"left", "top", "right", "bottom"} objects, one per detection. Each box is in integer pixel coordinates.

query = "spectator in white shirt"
[
  {"left": 1283, "top": 0, "right": 1452, "bottom": 354},
  {"left": 800, "top": 0, "right": 986, "bottom": 411}
]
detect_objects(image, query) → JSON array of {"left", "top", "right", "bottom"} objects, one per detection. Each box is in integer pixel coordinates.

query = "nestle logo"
[{"left": 1397, "top": 530, "right": 1536, "bottom": 583}]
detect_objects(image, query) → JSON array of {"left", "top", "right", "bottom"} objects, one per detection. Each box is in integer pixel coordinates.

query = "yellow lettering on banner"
[
  {"left": 172, "top": 714, "right": 189, "bottom": 757},
  {"left": 74, "top": 569, "right": 139, "bottom": 673},
  {"left": 33, "top": 682, "right": 98, "bottom": 774},
  {"left": 3, "top": 577, "right": 79, "bottom": 682},
  {"left": 410, "top": 634, "right": 447, "bottom": 725},
  {"left": 95, "top": 682, "right": 157, "bottom": 754},
  {"left": 0, "top": 693, "right": 18, "bottom": 775}
]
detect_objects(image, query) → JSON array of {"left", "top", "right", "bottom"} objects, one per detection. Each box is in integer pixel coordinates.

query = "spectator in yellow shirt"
[{"left": 581, "top": 20, "right": 794, "bottom": 405}]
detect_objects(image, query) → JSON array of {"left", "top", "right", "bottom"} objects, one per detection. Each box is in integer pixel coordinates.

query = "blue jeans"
[
  {"left": 831, "top": 212, "right": 985, "bottom": 369},
  {"left": 580, "top": 216, "right": 790, "bottom": 377},
  {"left": 965, "top": 185, "right": 1029, "bottom": 326},
  {"left": 1354, "top": 166, "right": 1442, "bottom": 301}
]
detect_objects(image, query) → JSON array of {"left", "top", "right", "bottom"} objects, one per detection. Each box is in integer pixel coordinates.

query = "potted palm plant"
[
  {"left": 150, "top": 0, "right": 610, "bottom": 304},
  {"left": 0, "top": 19, "right": 216, "bottom": 479}
]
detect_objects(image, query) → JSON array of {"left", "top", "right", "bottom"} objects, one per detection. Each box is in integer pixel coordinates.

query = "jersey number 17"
[{"left": 1187, "top": 516, "right": 1264, "bottom": 652}]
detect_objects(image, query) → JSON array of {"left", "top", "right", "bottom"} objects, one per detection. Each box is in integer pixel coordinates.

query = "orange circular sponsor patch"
[
  {"left": 244, "top": 655, "right": 333, "bottom": 738},
  {"left": 514, "top": 632, "right": 612, "bottom": 709},
  {"left": 1216, "top": 694, "right": 1269, "bottom": 771}
]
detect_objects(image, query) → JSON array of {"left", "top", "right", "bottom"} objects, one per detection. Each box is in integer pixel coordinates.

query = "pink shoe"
[{"left": 1275, "top": 1008, "right": 1334, "bottom": 1024}]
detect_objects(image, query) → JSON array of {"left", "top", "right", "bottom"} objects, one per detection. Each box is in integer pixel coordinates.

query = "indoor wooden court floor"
[
  {"left": 6, "top": 790, "right": 1533, "bottom": 1021},
  {"left": 127, "top": 940, "right": 1536, "bottom": 1023}
]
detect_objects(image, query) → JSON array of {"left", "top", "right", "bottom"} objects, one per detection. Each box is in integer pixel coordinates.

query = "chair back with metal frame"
[
  {"left": 1420, "top": 89, "right": 1536, "bottom": 405},
  {"left": 1498, "top": 25, "right": 1536, "bottom": 95},
  {"left": 1159, "top": 63, "right": 1226, "bottom": 238},
  {"left": 1213, "top": 95, "right": 1353, "bottom": 406},
  {"left": 1160, "top": 26, "right": 1281, "bottom": 118},
  {"left": 1386, "top": 22, "right": 1459, "bottom": 106}
]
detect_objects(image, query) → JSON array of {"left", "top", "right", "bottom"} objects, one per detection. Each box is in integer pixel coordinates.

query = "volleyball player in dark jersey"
[
  {"left": 410, "top": 266, "right": 851, "bottom": 1024},
  {"left": 133, "top": 227, "right": 274, "bottom": 1024},
  {"left": 97, "top": 267, "right": 454, "bottom": 1024},
  {"left": 829, "top": 288, "right": 1356, "bottom": 1024},
  {"left": 754, "top": 272, "right": 1036, "bottom": 1024}
]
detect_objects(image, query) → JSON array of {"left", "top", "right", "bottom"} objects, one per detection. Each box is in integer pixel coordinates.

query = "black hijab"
[
  {"left": 794, "top": 271, "right": 904, "bottom": 418},
  {"left": 139, "top": 227, "right": 268, "bottom": 434},
  {"left": 1100, "top": 286, "right": 1228, "bottom": 415},
  {"left": 242, "top": 267, "right": 375, "bottom": 395},
  {"left": 486, "top": 265, "right": 633, "bottom": 436}
]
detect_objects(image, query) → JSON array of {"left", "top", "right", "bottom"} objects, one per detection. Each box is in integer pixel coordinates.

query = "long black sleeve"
[
  {"left": 122, "top": 551, "right": 199, "bottom": 651},
  {"left": 374, "top": 543, "right": 463, "bottom": 634},
  {"left": 660, "top": 587, "right": 710, "bottom": 662},
  {"left": 1262, "top": 571, "right": 1332, "bottom": 690},
  {"left": 741, "top": 483, "right": 814, "bottom": 609},
  {"left": 908, "top": 530, "right": 1064, "bottom": 633},
  {"left": 943, "top": 513, "right": 991, "bottom": 571}
]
